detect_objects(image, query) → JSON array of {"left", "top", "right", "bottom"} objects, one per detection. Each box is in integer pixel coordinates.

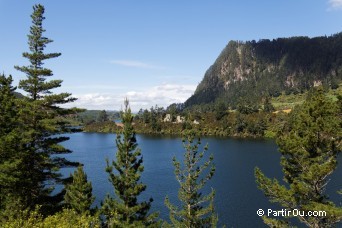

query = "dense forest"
[{"left": 0, "top": 4, "right": 341, "bottom": 228}]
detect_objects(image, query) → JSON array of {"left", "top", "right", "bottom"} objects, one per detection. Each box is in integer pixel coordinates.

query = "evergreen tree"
[
  {"left": 165, "top": 130, "right": 218, "bottom": 227},
  {"left": 255, "top": 88, "right": 342, "bottom": 227},
  {"left": 102, "top": 99, "right": 158, "bottom": 227},
  {"left": 14, "top": 4, "right": 79, "bottom": 212},
  {"left": 143, "top": 109, "right": 150, "bottom": 124},
  {"left": 97, "top": 110, "right": 109, "bottom": 122},
  {"left": 215, "top": 100, "right": 227, "bottom": 120},
  {"left": 0, "top": 74, "right": 27, "bottom": 221},
  {"left": 237, "top": 98, "right": 259, "bottom": 114},
  {"left": 150, "top": 106, "right": 159, "bottom": 131},
  {"left": 263, "top": 96, "right": 275, "bottom": 113},
  {"left": 234, "top": 113, "right": 246, "bottom": 133},
  {"left": 0, "top": 74, "right": 17, "bottom": 137},
  {"left": 65, "top": 166, "right": 95, "bottom": 214}
]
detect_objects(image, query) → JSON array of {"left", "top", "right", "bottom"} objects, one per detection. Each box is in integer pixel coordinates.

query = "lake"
[{"left": 60, "top": 133, "right": 342, "bottom": 227}]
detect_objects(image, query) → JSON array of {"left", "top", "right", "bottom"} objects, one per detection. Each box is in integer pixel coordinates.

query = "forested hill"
[{"left": 185, "top": 33, "right": 342, "bottom": 108}]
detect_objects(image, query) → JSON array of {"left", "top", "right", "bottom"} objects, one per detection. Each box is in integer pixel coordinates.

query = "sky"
[{"left": 0, "top": 0, "right": 342, "bottom": 111}]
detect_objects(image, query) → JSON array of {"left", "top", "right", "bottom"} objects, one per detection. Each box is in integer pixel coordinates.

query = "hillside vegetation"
[{"left": 185, "top": 33, "right": 342, "bottom": 108}]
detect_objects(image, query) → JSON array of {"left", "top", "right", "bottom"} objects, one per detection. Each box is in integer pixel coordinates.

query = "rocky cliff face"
[{"left": 185, "top": 33, "right": 342, "bottom": 107}]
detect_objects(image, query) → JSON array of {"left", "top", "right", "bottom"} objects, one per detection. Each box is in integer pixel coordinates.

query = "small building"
[
  {"left": 176, "top": 115, "right": 185, "bottom": 123},
  {"left": 163, "top": 114, "right": 171, "bottom": 122},
  {"left": 193, "top": 120, "right": 200, "bottom": 125}
]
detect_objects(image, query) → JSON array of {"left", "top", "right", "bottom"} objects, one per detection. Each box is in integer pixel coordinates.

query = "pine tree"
[
  {"left": 255, "top": 88, "right": 342, "bottom": 227},
  {"left": 263, "top": 96, "right": 275, "bottom": 113},
  {"left": 65, "top": 166, "right": 95, "bottom": 214},
  {"left": 14, "top": 4, "right": 79, "bottom": 212},
  {"left": 97, "top": 110, "right": 109, "bottom": 122},
  {"left": 215, "top": 100, "right": 227, "bottom": 120},
  {"left": 165, "top": 129, "right": 218, "bottom": 227},
  {"left": 0, "top": 74, "right": 27, "bottom": 221},
  {"left": 102, "top": 99, "right": 159, "bottom": 227},
  {"left": 0, "top": 74, "right": 17, "bottom": 137}
]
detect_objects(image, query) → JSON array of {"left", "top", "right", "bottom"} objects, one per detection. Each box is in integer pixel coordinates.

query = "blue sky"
[{"left": 0, "top": 0, "right": 342, "bottom": 111}]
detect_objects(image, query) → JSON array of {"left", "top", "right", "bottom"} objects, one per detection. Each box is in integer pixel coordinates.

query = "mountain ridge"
[{"left": 185, "top": 33, "right": 342, "bottom": 108}]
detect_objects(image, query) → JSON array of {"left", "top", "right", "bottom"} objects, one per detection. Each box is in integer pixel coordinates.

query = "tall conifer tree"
[
  {"left": 14, "top": 4, "right": 78, "bottom": 212},
  {"left": 165, "top": 129, "right": 218, "bottom": 227},
  {"left": 102, "top": 99, "right": 158, "bottom": 227},
  {"left": 255, "top": 88, "right": 342, "bottom": 227}
]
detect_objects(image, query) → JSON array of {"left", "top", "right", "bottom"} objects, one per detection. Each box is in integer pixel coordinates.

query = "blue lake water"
[{"left": 60, "top": 133, "right": 342, "bottom": 227}]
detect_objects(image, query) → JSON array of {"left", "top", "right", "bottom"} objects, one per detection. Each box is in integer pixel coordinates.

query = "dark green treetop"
[
  {"left": 97, "top": 110, "right": 109, "bottom": 122},
  {"left": 0, "top": 74, "right": 17, "bottom": 136},
  {"left": 237, "top": 98, "right": 260, "bottom": 114},
  {"left": 263, "top": 96, "right": 275, "bottom": 113},
  {"left": 65, "top": 166, "right": 95, "bottom": 214},
  {"left": 0, "top": 74, "right": 27, "bottom": 222},
  {"left": 15, "top": 4, "right": 62, "bottom": 100},
  {"left": 215, "top": 100, "right": 227, "bottom": 120}
]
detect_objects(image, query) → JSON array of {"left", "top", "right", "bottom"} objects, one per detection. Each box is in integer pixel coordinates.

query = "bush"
[{"left": 2, "top": 208, "right": 101, "bottom": 228}]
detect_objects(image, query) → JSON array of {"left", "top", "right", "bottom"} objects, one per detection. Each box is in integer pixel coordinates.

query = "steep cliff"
[{"left": 185, "top": 33, "right": 342, "bottom": 108}]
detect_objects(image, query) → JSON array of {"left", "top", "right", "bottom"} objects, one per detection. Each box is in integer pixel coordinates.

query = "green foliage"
[
  {"left": 85, "top": 85, "right": 341, "bottom": 138},
  {"left": 233, "top": 112, "right": 267, "bottom": 137},
  {"left": 263, "top": 96, "right": 275, "bottom": 113},
  {"left": 65, "top": 166, "right": 95, "bottom": 214},
  {"left": 41, "top": 209, "right": 101, "bottom": 228},
  {"left": 2, "top": 207, "right": 101, "bottom": 228},
  {"left": 215, "top": 100, "right": 227, "bottom": 120},
  {"left": 165, "top": 130, "right": 218, "bottom": 227},
  {"left": 77, "top": 110, "right": 119, "bottom": 125},
  {"left": 13, "top": 4, "right": 79, "bottom": 212},
  {"left": 150, "top": 106, "right": 161, "bottom": 132},
  {"left": 255, "top": 87, "right": 342, "bottom": 227},
  {"left": 237, "top": 98, "right": 260, "bottom": 114},
  {"left": 83, "top": 121, "right": 118, "bottom": 133},
  {"left": 142, "top": 109, "right": 150, "bottom": 124},
  {"left": 84, "top": 107, "right": 276, "bottom": 138},
  {"left": 97, "top": 110, "right": 109, "bottom": 122},
  {"left": 0, "top": 74, "right": 28, "bottom": 222},
  {"left": 0, "top": 74, "right": 17, "bottom": 136},
  {"left": 102, "top": 99, "right": 159, "bottom": 227}
]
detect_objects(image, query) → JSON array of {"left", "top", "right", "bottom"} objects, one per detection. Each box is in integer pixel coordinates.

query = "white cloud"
[
  {"left": 64, "top": 93, "right": 121, "bottom": 110},
  {"left": 328, "top": 0, "right": 342, "bottom": 10},
  {"left": 63, "top": 85, "right": 126, "bottom": 90},
  {"left": 62, "top": 83, "right": 196, "bottom": 111},
  {"left": 110, "top": 60, "right": 165, "bottom": 69}
]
